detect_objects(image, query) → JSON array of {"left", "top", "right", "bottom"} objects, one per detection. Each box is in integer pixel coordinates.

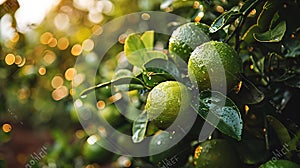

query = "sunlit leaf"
[
  {"left": 124, "top": 33, "right": 147, "bottom": 67},
  {"left": 254, "top": 21, "right": 286, "bottom": 42},
  {"left": 195, "top": 91, "right": 243, "bottom": 141},
  {"left": 132, "top": 111, "right": 148, "bottom": 143},
  {"left": 141, "top": 30, "right": 154, "bottom": 49},
  {"left": 209, "top": 9, "right": 241, "bottom": 33},
  {"left": 124, "top": 33, "right": 167, "bottom": 68},
  {"left": 143, "top": 58, "right": 181, "bottom": 79}
]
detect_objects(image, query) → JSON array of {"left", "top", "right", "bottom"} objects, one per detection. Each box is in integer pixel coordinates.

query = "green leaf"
[
  {"left": 209, "top": 9, "right": 242, "bottom": 33},
  {"left": 142, "top": 72, "right": 175, "bottom": 88},
  {"left": 266, "top": 115, "right": 295, "bottom": 150},
  {"left": 80, "top": 76, "right": 145, "bottom": 96},
  {"left": 257, "top": 1, "right": 284, "bottom": 31},
  {"left": 141, "top": 30, "right": 154, "bottom": 49},
  {"left": 284, "top": 40, "right": 300, "bottom": 58},
  {"left": 124, "top": 32, "right": 167, "bottom": 68},
  {"left": 270, "top": 11, "right": 280, "bottom": 29},
  {"left": 144, "top": 51, "right": 168, "bottom": 67},
  {"left": 124, "top": 33, "right": 147, "bottom": 67},
  {"left": 143, "top": 58, "right": 181, "bottom": 79},
  {"left": 132, "top": 111, "right": 148, "bottom": 143},
  {"left": 259, "top": 160, "right": 300, "bottom": 168},
  {"left": 254, "top": 21, "right": 286, "bottom": 42},
  {"left": 195, "top": 91, "right": 243, "bottom": 141}
]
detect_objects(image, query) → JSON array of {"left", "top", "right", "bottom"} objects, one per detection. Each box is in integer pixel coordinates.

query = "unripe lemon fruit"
[
  {"left": 169, "top": 22, "right": 210, "bottom": 62},
  {"left": 145, "top": 81, "right": 190, "bottom": 129},
  {"left": 193, "top": 139, "right": 240, "bottom": 168},
  {"left": 188, "top": 41, "right": 242, "bottom": 92}
]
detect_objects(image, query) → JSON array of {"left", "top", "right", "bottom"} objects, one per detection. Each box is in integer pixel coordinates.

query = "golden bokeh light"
[
  {"left": 10, "top": 33, "right": 19, "bottom": 43},
  {"left": 107, "top": 93, "right": 122, "bottom": 104},
  {"left": 71, "top": 44, "right": 82, "bottom": 56},
  {"left": 14, "top": 55, "right": 22, "bottom": 65},
  {"left": 43, "top": 50, "right": 57, "bottom": 65},
  {"left": 216, "top": 5, "right": 224, "bottom": 13},
  {"left": 40, "top": 32, "right": 53, "bottom": 45},
  {"left": 92, "top": 25, "right": 103, "bottom": 35},
  {"left": 96, "top": 100, "right": 106, "bottom": 110},
  {"left": 52, "top": 85, "right": 69, "bottom": 101},
  {"left": 249, "top": 9, "right": 256, "bottom": 17},
  {"left": 75, "top": 130, "right": 85, "bottom": 139},
  {"left": 194, "top": 146, "right": 202, "bottom": 160},
  {"left": 5, "top": 53, "right": 15, "bottom": 65},
  {"left": 57, "top": 37, "right": 69, "bottom": 50},
  {"left": 51, "top": 75, "right": 64, "bottom": 88},
  {"left": 69, "top": 89, "right": 76, "bottom": 96},
  {"left": 141, "top": 13, "right": 150, "bottom": 20},
  {"left": 82, "top": 39, "right": 94, "bottom": 52},
  {"left": 244, "top": 105, "right": 250, "bottom": 114},
  {"left": 38, "top": 66, "right": 47, "bottom": 76},
  {"left": 65, "top": 68, "right": 76, "bottom": 81},
  {"left": 118, "top": 34, "right": 127, "bottom": 44},
  {"left": 48, "top": 37, "right": 57, "bottom": 48},
  {"left": 18, "top": 88, "right": 31, "bottom": 100},
  {"left": 72, "top": 73, "right": 85, "bottom": 87},
  {"left": 2, "top": 123, "right": 12, "bottom": 133}
]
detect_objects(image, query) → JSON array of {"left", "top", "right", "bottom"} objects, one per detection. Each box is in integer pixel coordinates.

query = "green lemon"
[
  {"left": 193, "top": 139, "right": 240, "bottom": 168},
  {"left": 149, "top": 131, "right": 190, "bottom": 167},
  {"left": 82, "top": 138, "right": 114, "bottom": 164},
  {"left": 169, "top": 22, "right": 210, "bottom": 62},
  {"left": 259, "top": 160, "right": 300, "bottom": 168},
  {"left": 145, "top": 81, "right": 190, "bottom": 129},
  {"left": 188, "top": 41, "right": 242, "bottom": 91}
]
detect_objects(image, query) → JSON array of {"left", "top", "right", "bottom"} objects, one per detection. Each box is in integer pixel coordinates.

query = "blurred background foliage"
[{"left": 0, "top": 0, "right": 300, "bottom": 167}]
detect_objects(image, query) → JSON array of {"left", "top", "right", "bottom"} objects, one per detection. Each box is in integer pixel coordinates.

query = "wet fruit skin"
[
  {"left": 169, "top": 22, "right": 210, "bottom": 62},
  {"left": 193, "top": 139, "right": 240, "bottom": 168},
  {"left": 188, "top": 41, "right": 243, "bottom": 92},
  {"left": 149, "top": 131, "right": 190, "bottom": 168},
  {"left": 145, "top": 81, "right": 190, "bottom": 129}
]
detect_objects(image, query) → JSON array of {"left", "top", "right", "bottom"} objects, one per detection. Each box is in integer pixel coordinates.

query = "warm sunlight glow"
[
  {"left": 15, "top": 0, "right": 61, "bottom": 33},
  {"left": 5, "top": 54, "right": 15, "bottom": 65}
]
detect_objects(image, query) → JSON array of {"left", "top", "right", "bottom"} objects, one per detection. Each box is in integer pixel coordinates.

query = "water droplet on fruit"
[{"left": 157, "top": 140, "right": 162, "bottom": 145}]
